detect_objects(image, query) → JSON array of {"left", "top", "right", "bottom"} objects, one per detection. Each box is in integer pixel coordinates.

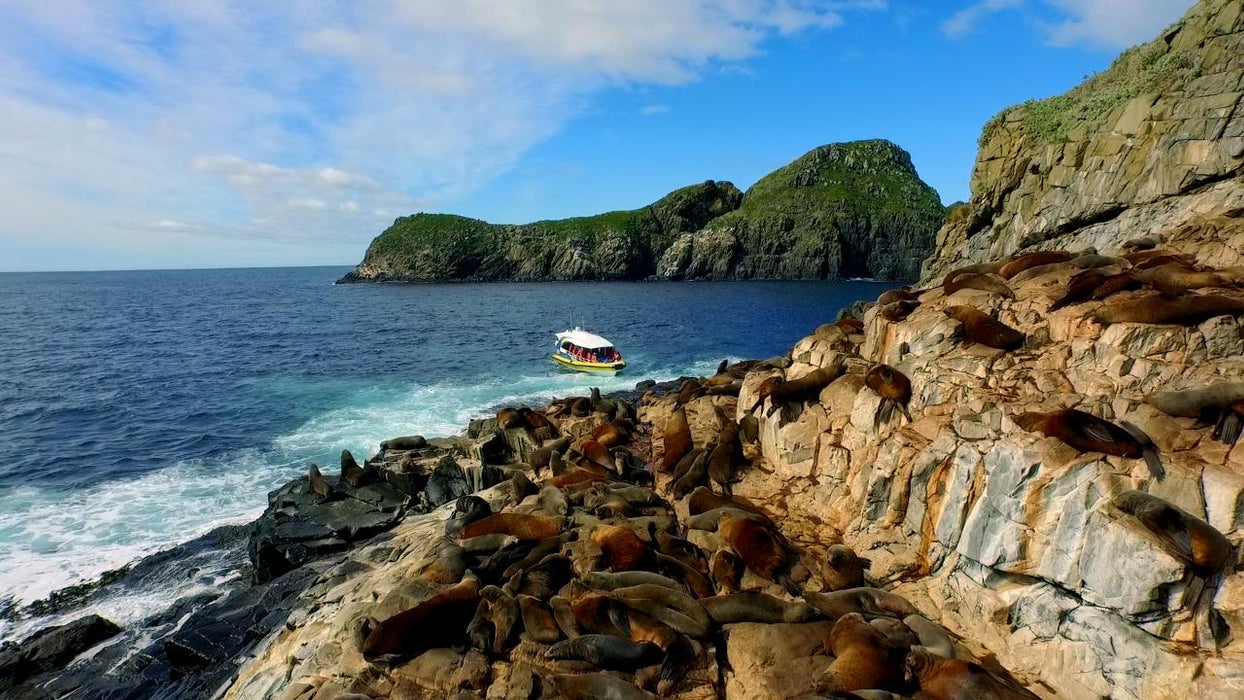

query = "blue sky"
[{"left": 0, "top": 1, "right": 1196, "bottom": 271}]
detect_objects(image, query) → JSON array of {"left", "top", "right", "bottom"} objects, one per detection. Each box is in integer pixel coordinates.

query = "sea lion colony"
[{"left": 291, "top": 240, "right": 1242, "bottom": 699}]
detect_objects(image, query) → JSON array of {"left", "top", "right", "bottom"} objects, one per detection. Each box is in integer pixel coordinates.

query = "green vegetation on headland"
[{"left": 338, "top": 140, "right": 946, "bottom": 284}]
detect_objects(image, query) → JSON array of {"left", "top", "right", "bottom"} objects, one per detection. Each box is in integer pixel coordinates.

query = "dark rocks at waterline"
[{"left": 0, "top": 614, "right": 121, "bottom": 695}]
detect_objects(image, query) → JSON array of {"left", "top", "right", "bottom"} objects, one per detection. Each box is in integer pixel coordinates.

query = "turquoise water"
[{"left": 0, "top": 267, "right": 892, "bottom": 638}]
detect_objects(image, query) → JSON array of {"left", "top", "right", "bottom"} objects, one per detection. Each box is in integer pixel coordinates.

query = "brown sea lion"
[
  {"left": 1049, "top": 268, "right": 1115, "bottom": 311},
  {"left": 1071, "top": 253, "right": 1127, "bottom": 269},
  {"left": 686, "top": 486, "right": 767, "bottom": 518},
  {"left": 676, "top": 380, "right": 703, "bottom": 406},
  {"left": 1147, "top": 382, "right": 1244, "bottom": 444},
  {"left": 702, "top": 592, "right": 820, "bottom": 624},
  {"left": 361, "top": 575, "right": 480, "bottom": 661},
  {"left": 569, "top": 589, "right": 631, "bottom": 637},
  {"left": 546, "top": 634, "right": 663, "bottom": 670},
  {"left": 503, "top": 532, "right": 574, "bottom": 580},
  {"left": 590, "top": 387, "right": 616, "bottom": 414},
  {"left": 687, "top": 506, "right": 768, "bottom": 531},
  {"left": 769, "top": 364, "right": 845, "bottom": 406},
  {"left": 903, "top": 614, "right": 958, "bottom": 659},
  {"left": 611, "top": 584, "right": 712, "bottom": 638},
  {"left": 497, "top": 407, "right": 526, "bottom": 430},
  {"left": 1089, "top": 271, "right": 1142, "bottom": 300},
  {"left": 708, "top": 418, "right": 741, "bottom": 491},
  {"left": 803, "top": 587, "right": 918, "bottom": 620},
  {"left": 517, "top": 595, "right": 562, "bottom": 644},
  {"left": 942, "top": 271, "right": 1016, "bottom": 299},
  {"left": 654, "top": 552, "right": 716, "bottom": 599},
  {"left": 1095, "top": 293, "right": 1244, "bottom": 326},
  {"left": 946, "top": 261, "right": 1005, "bottom": 279},
  {"left": 998, "top": 251, "right": 1074, "bottom": 279},
  {"left": 656, "top": 634, "right": 699, "bottom": 696},
  {"left": 1132, "top": 263, "right": 1243, "bottom": 295},
  {"left": 670, "top": 448, "right": 712, "bottom": 499},
  {"left": 717, "top": 514, "right": 800, "bottom": 596},
  {"left": 836, "top": 317, "right": 865, "bottom": 334},
  {"left": 1121, "top": 236, "right": 1159, "bottom": 251},
  {"left": 905, "top": 646, "right": 1040, "bottom": 700},
  {"left": 739, "top": 413, "right": 760, "bottom": 443},
  {"left": 422, "top": 540, "right": 469, "bottom": 584},
  {"left": 877, "top": 288, "right": 919, "bottom": 305},
  {"left": 1132, "top": 253, "right": 1197, "bottom": 270},
  {"left": 593, "top": 524, "right": 650, "bottom": 572},
  {"left": 1013, "top": 409, "right": 1164, "bottom": 480},
  {"left": 865, "top": 364, "right": 914, "bottom": 430},
  {"left": 551, "top": 673, "right": 656, "bottom": 700},
  {"left": 340, "top": 450, "right": 367, "bottom": 488},
  {"left": 1112, "top": 490, "right": 1233, "bottom": 575},
  {"left": 711, "top": 548, "right": 745, "bottom": 594},
  {"left": 454, "top": 512, "right": 563, "bottom": 541},
  {"left": 511, "top": 470, "right": 538, "bottom": 500},
  {"left": 879, "top": 300, "right": 920, "bottom": 322},
  {"left": 529, "top": 436, "right": 572, "bottom": 471},
  {"left": 571, "top": 397, "right": 592, "bottom": 417},
  {"left": 582, "top": 570, "right": 683, "bottom": 592},
  {"left": 479, "top": 585, "right": 519, "bottom": 652},
  {"left": 308, "top": 463, "right": 332, "bottom": 500},
  {"left": 659, "top": 407, "right": 693, "bottom": 473},
  {"left": 592, "top": 420, "right": 632, "bottom": 448},
  {"left": 651, "top": 524, "right": 708, "bottom": 575},
  {"left": 825, "top": 544, "right": 871, "bottom": 591},
  {"left": 380, "top": 434, "right": 426, "bottom": 450},
  {"left": 816, "top": 612, "right": 909, "bottom": 693},
  {"left": 668, "top": 447, "right": 706, "bottom": 488},
  {"left": 944, "top": 306, "right": 1025, "bottom": 351},
  {"left": 1124, "top": 248, "right": 1184, "bottom": 265},
  {"left": 579, "top": 438, "right": 617, "bottom": 472}
]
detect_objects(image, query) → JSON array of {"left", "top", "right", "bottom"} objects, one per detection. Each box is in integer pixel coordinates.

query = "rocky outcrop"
[
  {"left": 340, "top": 140, "right": 945, "bottom": 284},
  {"left": 0, "top": 614, "right": 120, "bottom": 697},
  {"left": 660, "top": 141, "right": 946, "bottom": 281},
  {"left": 922, "top": 0, "right": 1244, "bottom": 282}
]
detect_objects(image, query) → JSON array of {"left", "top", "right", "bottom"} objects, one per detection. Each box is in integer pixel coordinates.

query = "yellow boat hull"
[{"left": 552, "top": 354, "right": 626, "bottom": 374}]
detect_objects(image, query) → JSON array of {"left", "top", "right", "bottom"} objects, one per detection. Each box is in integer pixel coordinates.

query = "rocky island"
[
  {"left": 337, "top": 139, "right": 946, "bottom": 284},
  {"left": 5, "top": 1, "right": 1244, "bottom": 698}
]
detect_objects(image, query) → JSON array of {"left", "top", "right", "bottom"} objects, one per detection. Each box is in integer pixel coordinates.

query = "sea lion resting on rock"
[
  {"left": 582, "top": 570, "right": 683, "bottom": 592},
  {"left": 1147, "top": 381, "right": 1244, "bottom": 444},
  {"left": 1131, "top": 263, "right": 1244, "bottom": 295},
  {"left": 455, "top": 512, "right": 562, "bottom": 541},
  {"left": 711, "top": 548, "right": 745, "bottom": 594},
  {"left": 702, "top": 592, "right": 821, "bottom": 624},
  {"left": 998, "top": 251, "right": 1074, "bottom": 279},
  {"left": 879, "top": 300, "right": 920, "bottom": 322},
  {"left": 877, "top": 288, "right": 919, "bottom": 305},
  {"left": 497, "top": 407, "right": 526, "bottom": 429},
  {"left": 659, "top": 407, "right": 693, "bottom": 472},
  {"left": 686, "top": 506, "right": 768, "bottom": 531},
  {"left": 518, "top": 594, "right": 563, "bottom": 644},
  {"left": 903, "top": 614, "right": 958, "bottom": 659},
  {"left": 552, "top": 672, "right": 655, "bottom": 700},
  {"left": 815, "top": 612, "right": 910, "bottom": 693},
  {"left": 611, "top": 584, "right": 711, "bottom": 638},
  {"left": 592, "top": 524, "right": 650, "bottom": 571},
  {"left": 944, "top": 305, "right": 1025, "bottom": 351},
  {"left": 717, "top": 513, "right": 801, "bottom": 596},
  {"left": 686, "top": 486, "right": 767, "bottom": 518},
  {"left": 670, "top": 448, "right": 712, "bottom": 499},
  {"left": 1113, "top": 490, "right": 1233, "bottom": 575},
  {"left": 307, "top": 463, "right": 332, "bottom": 500},
  {"left": 905, "top": 646, "right": 1040, "bottom": 700},
  {"left": 1095, "top": 293, "right": 1244, "bottom": 326},
  {"left": 546, "top": 634, "right": 663, "bottom": 671},
  {"left": 361, "top": 574, "right": 480, "bottom": 661},
  {"left": 380, "top": 434, "right": 427, "bottom": 451},
  {"left": 1013, "top": 409, "right": 1164, "bottom": 480},
  {"left": 769, "top": 363, "right": 845, "bottom": 405},
  {"left": 942, "top": 271, "right": 1015, "bottom": 299},
  {"left": 421, "top": 539, "right": 469, "bottom": 584},
  {"left": 824, "top": 544, "right": 871, "bottom": 590},
  {"left": 804, "top": 587, "right": 918, "bottom": 620},
  {"left": 865, "top": 364, "right": 914, "bottom": 430}
]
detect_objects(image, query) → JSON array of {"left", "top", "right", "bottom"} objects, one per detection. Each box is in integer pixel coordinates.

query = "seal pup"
[
  {"left": 307, "top": 463, "right": 333, "bottom": 500},
  {"left": 942, "top": 271, "right": 1015, "bottom": 299},
  {"left": 1096, "top": 293, "right": 1244, "bottom": 326},
  {"left": 1113, "top": 490, "right": 1233, "bottom": 575},
  {"left": 361, "top": 574, "right": 480, "bottom": 661},
  {"left": 997, "top": 251, "right": 1074, "bottom": 279},
  {"left": 865, "top": 364, "right": 914, "bottom": 430},
  {"left": 905, "top": 646, "right": 1040, "bottom": 700},
  {"left": 1013, "top": 409, "right": 1164, "bottom": 480},
  {"left": 717, "top": 513, "right": 801, "bottom": 596},
  {"left": 380, "top": 435, "right": 426, "bottom": 451},
  {"left": 944, "top": 306, "right": 1025, "bottom": 351},
  {"left": 824, "top": 544, "right": 871, "bottom": 591},
  {"left": 702, "top": 591, "right": 820, "bottom": 624},
  {"left": 804, "top": 587, "right": 918, "bottom": 620},
  {"left": 659, "top": 407, "right": 693, "bottom": 473},
  {"left": 815, "top": 612, "right": 910, "bottom": 693}
]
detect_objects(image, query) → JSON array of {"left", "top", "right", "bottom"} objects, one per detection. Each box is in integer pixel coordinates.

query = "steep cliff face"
[
  {"left": 341, "top": 140, "right": 945, "bottom": 284},
  {"left": 659, "top": 140, "right": 945, "bottom": 281},
  {"left": 338, "top": 181, "right": 742, "bottom": 283},
  {"left": 922, "top": 0, "right": 1244, "bottom": 282}
]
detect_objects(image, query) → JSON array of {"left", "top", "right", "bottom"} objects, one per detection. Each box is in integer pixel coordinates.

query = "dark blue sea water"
[{"left": 0, "top": 266, "right": 890, "bottom": 639}]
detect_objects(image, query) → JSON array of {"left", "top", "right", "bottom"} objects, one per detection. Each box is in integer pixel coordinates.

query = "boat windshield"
[{"left": 560, "top": 341, "right": 622, "bottom": 363}]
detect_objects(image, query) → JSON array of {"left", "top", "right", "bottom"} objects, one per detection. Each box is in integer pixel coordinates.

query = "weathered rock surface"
[
  {"left": 0, "top": 614, "right": 120, "bottom": 696},
  {"left": 922, "top": 0, "right": 1244, "bottom": 283},
  {"left": 340, "top": 140, "right": 944, "bottom": 284}
]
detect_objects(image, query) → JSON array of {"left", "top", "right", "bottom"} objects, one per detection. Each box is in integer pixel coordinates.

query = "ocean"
[{"left": 0, "top": 266, "right": 892, "bottom": 641}]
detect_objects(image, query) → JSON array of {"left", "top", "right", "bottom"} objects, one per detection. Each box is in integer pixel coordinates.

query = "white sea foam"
[{"left": 0, "top": 360, "right": 718, "bottom": 641}]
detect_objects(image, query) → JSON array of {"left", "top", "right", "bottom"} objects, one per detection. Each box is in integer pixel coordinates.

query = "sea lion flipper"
[
  {"left": 1119, "top": 420, "right": 1165, "bottom": 480},
  {"left": 1214, "top": 409, "right": 1244, "bottom": 445}
]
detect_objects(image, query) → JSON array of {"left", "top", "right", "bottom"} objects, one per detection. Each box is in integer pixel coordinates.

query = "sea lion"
[
  {"left": 997, "top": 251, "right": 1074, "bottom": 279},
  {"left": 1013, "top": 409, "right": 1164, "bottom": 480},
  {"left": 877, "top": 289, "right": 919, "bottom": 305},
  {"left": 686, "top": 486, "right": 768, "bottom": 518},
  {"left": 579, "top": 438, "right": 617, "bottom": 472},
  {"left": 611, "top": 584, "right": 712, "bottom": 638},
  {"left": 879, "top": 300, "right": 920, "bottom": 323},
  {"left": 946, "top": 261, "right": 1005, "bottom": 278},
  {"left": 308, "top": 463, "right": 332, "bottom": 500},
  {"left": 816, "top": 612, "right": 909, "bottom": 693},
  {"left": 905, "top": 646, "right": 1040, "bottom": 700},
  {"left": 769, "top": 364, "right": 845, "bottom": 406},
  {"left": 825, "top": 544, "right": 871, "bottom": 590},
  {"left": 804, "top": 587, "right": 918, "bottom": 620},
  {"left": 551, "top": 672, "right": 656, "bottom": 700},
  {"left": 518, "top": 594, "right": 563, "bottom": 644},
  {"left": 654, "top": 551, "right": 716, "bottom": 599},
  {"left": 944, "top": 306, "right": 1025, "bottom": 351},
  {"left": 670, "top": 449, "right": 712, "bottom": 499},
  {"left": 593, "top": 420, "right": 632, "bottom": 449},
  {"left": 942, "top": 271, "right": 1016, "bottom": 299},
  {"left": 362, "top": 575, "right": 480, "bottom": 661},
  {"left": 479, "top": 585, "right": 519, "bottom": 652},
  {"left": 837, "top": 317, "right": 866, "bottom": 334},
  {"left": 1113, "top": 490, "right": 1233, "bottom": 575},
  {"left": 519, "top": 405, "right": 555, "bottom": 433},
  {"left": 708, "top": 418, "right": 741, "bottom": 491},
  {"left": 1131, "top": 252, "right": 1197, "bottom": 270},
  {"left": 340, "top": 450, "right": 368, "bottom": 487},
  {"left": 717, "top": 514, "right": 800, "bottom": 596},
  {"left": 651, "top": 524, "right": 708, "bottom": 574},
  {"left": 739, "top": 414, "right": 760, "bottom": 443},
  {"left": 659, "top": 407, "right": 693, "bottom": 472},
  {"left": 510, "top": 553, "right": 573, "bottom": 600},
  {"left": 711, "top": 548, "right": 745, "bottom": 594},
  {"left": 497, "top": 407, "right": 526, "bottom": 430},
  {"left": 657, "top": 634, "right": 699, "bottom": 696},
  {"left": 511, "top": 471, "right": 538, "bottom": 499},
  {"left": 687, "top": 506, "right": 768, "bottom": 531},
  {"left": 380, "top": 435, "right": 426, "bottom": 451},
  {"left": 865, "top": 365, "right": 914, "bottom": 430},
  {"left": 668, "top": 447, "right": 706, "bottom": 487},
  {"left": 1071, "top": 253, "right": 1127, "bottom": 269},
  {"left": 1089, "top": 271, "right": 1142, "bottom": 300},
  {"left": 539, "top": 485, "right": 571, "bottom": 517},
  {"left": 582, "top": 570, "right": 684, "bottom": 592},
  {"left": 903, "top": 614, "right": 958, "bottom": 659},
  {"left": 422, "top": 539, "right": 469, "bottom": 584},
  {"left": 571, "top": 397, "right": 592, "bottom": 417},
  {"left": 502, "top": 532, "right": 575, "bottom": 580},
  {"left": 676, "top": 380, "right": 704, "bottom": 406},
  {"left": 1147, "top": 382, "right": 1244, "bottom": 444},
  {"left": 1049, "top": 268, "right": 1115, "bottom": 311},
  {"left": 702, "top": 591, "right": 820, "bottom": 624},
  {"left": 530, "top": 437, "right": 572, "bottom": 471},
  {"left": 716, "top": 358, "right": 730, "bottom": 375},
  {"left": 1132, "top": 263, "right": 1243, "bottom": 295},
  {"left": 591, "top": 387, "right": 616, "bottom": 415},
  {"left": 445, "top": 495, "right": 493, "bottom": 536},
  {"left": 455, "top": 512, "right": 563, "bottom": 541},
  {"left": 593, "top": 524, "right": 650, "bottom": 571},
  {"left": 1121, "top": 236, "right": 1159, "bottom": 251},
  {"left": 1095, "top": 293, "right": 1244, "bottom": 326}
]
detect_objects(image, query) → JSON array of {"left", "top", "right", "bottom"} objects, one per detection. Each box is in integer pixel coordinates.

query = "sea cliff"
[{"left": 339, "top": 140, "right": 945, "bottom": 283}]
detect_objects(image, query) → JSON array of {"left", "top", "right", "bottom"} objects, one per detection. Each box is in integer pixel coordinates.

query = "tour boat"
[{"left": 552, "top": 327, "right": 627, "bottom": 374}]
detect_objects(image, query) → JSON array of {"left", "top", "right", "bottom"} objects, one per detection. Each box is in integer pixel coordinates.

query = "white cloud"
[
  {"left": 1041, "top": 0, "right": 1193, "bottom": 48},
  {"left": 0, "top": 0, "right": 882, "bottom": 269},
  {"left": 941, "top": 0, "right": 1023, "bottom": 38},
  {"left": 640, "top": 105, "right": 671, "bottom": 116}
]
